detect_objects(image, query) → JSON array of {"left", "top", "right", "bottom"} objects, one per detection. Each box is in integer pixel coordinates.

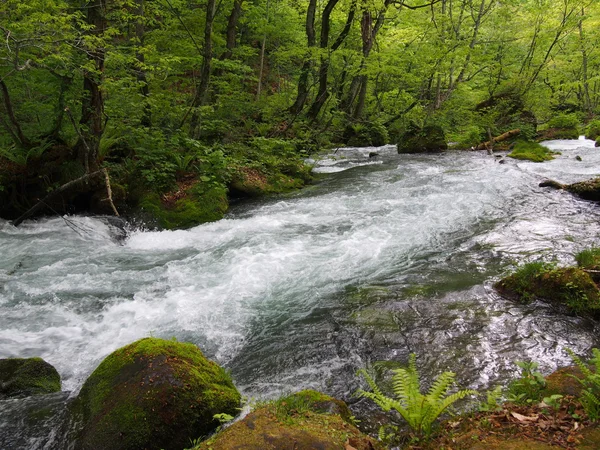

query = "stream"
[{"left": 1, "top": 138, "right": 600, "bottom": 448}]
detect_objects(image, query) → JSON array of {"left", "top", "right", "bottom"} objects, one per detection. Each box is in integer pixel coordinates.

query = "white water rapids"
[{"left": 1, "top": 139, "right": 600, "bottom": 447}]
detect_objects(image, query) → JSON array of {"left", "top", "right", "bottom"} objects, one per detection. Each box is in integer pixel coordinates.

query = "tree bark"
[
  {"left": 136, "top": 0, "right": 151, "bottom": 127},
  {"left": 189, "top": 0, "right": 217, "bottom": 138},
  {"left": 0, "top": 79, "right": 31, "bottom": 148},
  {"left": 221, "top": 0, "right": 243, "bottom": 60},
  {"left": 307, "top": 0, "right": 355, "bottom": 119},
  {"left": 288, "top": 0, "right": 317, "bottom": 114},
  {"left": 79, "top": 0, "right": 108, "bottom": 172},
  {"left": 475, "top": 128, "right": 520, "bottom": 150}
]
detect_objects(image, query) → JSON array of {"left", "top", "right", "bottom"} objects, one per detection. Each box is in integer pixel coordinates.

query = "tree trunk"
[
  {"left": 79, "top": 0, "right": 108, "bottom": 173},
  {"left": 189, "top": 0, "right": 217, "bottom": 138},
  {"left": 136, "top": 0, "right": 151, "bottom": 127},
  {"left": 307, "top": 0, "right": 355, "bottom": 119},
  {"left": 475, "top": 128, "right": 520, "bottom": 150},
  {"left": 0, "top": 79, "right": 31, "bottom": 148},
  {"left": 221, "top": 0, "right": 243, "bottom": 60},
  {"left": 288, "top": 0, "right": 317, "bottom": 114}
]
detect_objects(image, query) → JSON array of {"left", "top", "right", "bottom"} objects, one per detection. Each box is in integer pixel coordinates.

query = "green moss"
[
  {"left": 195, "top": 391, "right": 380, "bottom": 450},
  {"left": 74, "top": 337, "right": 241, "bottom": 450},
  {"left": 495, "top": 263, "right": 600, "bottom": 316},
  {"left": 139, "top": 185, "right": 228, "bottom": 229},
  {"left": 0, "top": 357, "right": 61, "bottom": 399},
  {"left": 507, "top": 141, "right": 556, "bottom": 162}
]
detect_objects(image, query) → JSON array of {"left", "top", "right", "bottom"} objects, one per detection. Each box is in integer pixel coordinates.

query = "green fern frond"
[
  {"left": 566, "top": 348, "right": 594, "bottom": 378},
  {"left": 358, "top": 354, "right": 476, "bottom": 436},
  {"left": 426, "top": 371, "right": 456, "bottom": 401}
]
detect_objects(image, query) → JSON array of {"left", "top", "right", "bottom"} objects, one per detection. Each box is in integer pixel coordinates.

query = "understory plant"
[
  {"left": 566, "top": 348, "right": 600, "bottom": 421},
  {"left": 358, "top": 354, "right": 476, "bottom": 437},
  {"left": 507, "top": 361, "right": 547, "bottom": 404}
]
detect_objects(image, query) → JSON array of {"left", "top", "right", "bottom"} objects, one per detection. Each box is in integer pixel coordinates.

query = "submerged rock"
[
  {"left": 0, "top": 357, "right": 61, "bottom": 399},
  {"left": 397, "top": 123, "right": 447, "bottom": 154},
  {"left": 196, "top": 390, "right": 380, "bottom": 450},
  {"left": 73, "top": 337, "right": 240, "bottom": 450}
]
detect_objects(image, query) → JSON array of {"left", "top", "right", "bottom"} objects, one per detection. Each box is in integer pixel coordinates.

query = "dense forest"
[{"left": 1, "top": 0, "right": 599, "bottom": 227}]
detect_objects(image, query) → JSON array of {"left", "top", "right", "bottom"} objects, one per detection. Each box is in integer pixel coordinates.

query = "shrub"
[
  {"left": 585, "top": 120, "right": 600, "bottom": 140},
  {"left": 547, "top": 113, "right": 580, "bottom": 130}
]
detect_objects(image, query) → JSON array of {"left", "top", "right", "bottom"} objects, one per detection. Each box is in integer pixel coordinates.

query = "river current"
[{"left": 1, "top": 139, "right": 600, "bottom": 447}]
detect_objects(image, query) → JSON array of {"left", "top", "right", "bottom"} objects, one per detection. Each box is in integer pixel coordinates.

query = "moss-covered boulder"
[
  {"left": 196, "top": 390, "right": 380, "bottom": 450},
  {"left": 73, "top": 337, "right": 240, "bottom": 450},
  {"left": 494, "top": 263, "right": 600, "bottom": 316},
  {"left": 229, "top": 162, "right": 312, "bottom": 199},
  {"left": 137, "top": 184, "right": 228, "bottom": 229},
  {"left": 0, "top": 357, "right": 61, "bottom": 399},
  {"left": 397, "top": 123, "right": 447, "bottom": 153}
]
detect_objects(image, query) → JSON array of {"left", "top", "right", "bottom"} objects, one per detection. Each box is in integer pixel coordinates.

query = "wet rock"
[
  {"left": 73, "top": 337, "right": 240, "bottom": 450},
  {"left": 0, "top": 357, "right": 61, "bottom": 399},
  {"left": 498, "top": 159, "right": 506, "bottom": 164},
  {"left": 368, "top": 152, "right": 378, "bottom": 158},
  {"left": 576, "top": 155, "right": 583, "bottom": 161},
  {"left": 196, "top": 390, "right": 381, "bottom": 450},
  {"left": 397, "top": 123, "right": 447, "bottom": 154}
]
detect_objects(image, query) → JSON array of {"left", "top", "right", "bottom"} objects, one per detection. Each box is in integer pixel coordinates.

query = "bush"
[
  {"left": 585, "top": 120, "right": 600, "bottom": 140},
  {"left": 547, "top": 113, "right": 580, "bottom": 130}
]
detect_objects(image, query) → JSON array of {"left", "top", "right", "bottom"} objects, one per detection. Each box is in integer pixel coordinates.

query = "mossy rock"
[
  {"left": 397, "top": 123, "right": 447, "bottom": 154},
  {"left": 73, "top": 337, "right": 240, "bottom": 450},
  {"left": 507, "top": 141, "right": 557, "bottom": 162},
  {"left": 494, "top": 263, "right": 600, "bottom": 316},
  {"left": 579, "top": 425, "right": 600, "bottom": 450},
  {"left": 0, "top": 357, "right": 61, "bottom": 399},
  {"left": 229, "top": 164, "right": 311, "bottom": 198},
  {"left": 196, "top": 391, "right": 380, "bottom": 450},
  {"left": 138, "top": 185, "right": 228, "bottom": 229},
  {"left": 544, "top": 365, "right": 586, "bottom": 397}
]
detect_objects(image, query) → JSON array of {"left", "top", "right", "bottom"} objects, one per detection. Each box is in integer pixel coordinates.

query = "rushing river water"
[{"left": 2, "top": 139, "right": 600, "bottom": 448}]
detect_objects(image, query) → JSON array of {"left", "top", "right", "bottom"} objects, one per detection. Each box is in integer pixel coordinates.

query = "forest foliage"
[{"left": 1, "top": 0, "right": 599, "bottom": 224}]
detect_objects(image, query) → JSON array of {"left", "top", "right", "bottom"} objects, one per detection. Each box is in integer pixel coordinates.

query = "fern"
[
  {"left": 566, "top": 348, "right": 600, "bottom": 421},
  {"left": 358, "top": 354, "right": 476, "bottom": 436}
]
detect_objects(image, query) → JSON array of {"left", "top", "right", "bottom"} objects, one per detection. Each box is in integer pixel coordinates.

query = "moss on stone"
[
  {"left": 0, "top": 357, "right": 61, "bottom": 399},
  {"left": 229, "top": 163, "right": 311, "bottom": 198},
  {"left": 138, "top": 185, "right": 228, "bottom": 229},
  {"left": 494, "top": 263, "right": 600, "bottom": 316},
  {"left": 195, "top": 391, "right": 380, "bottom": 450},
  {"left": 507, "top": 141, "right": 556, "bottom": 162},
  {"left": 73, "top": 337, "right": 240, "bottom": 450}
]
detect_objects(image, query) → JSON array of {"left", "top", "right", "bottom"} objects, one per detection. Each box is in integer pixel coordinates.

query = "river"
[{"left": 1, "top": 139, "right": 600, "bottom": 448}]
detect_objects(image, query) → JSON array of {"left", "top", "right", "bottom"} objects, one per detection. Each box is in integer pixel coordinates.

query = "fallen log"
[{"left": 475, "top": 128, "right": 521, "bottom": 150}]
